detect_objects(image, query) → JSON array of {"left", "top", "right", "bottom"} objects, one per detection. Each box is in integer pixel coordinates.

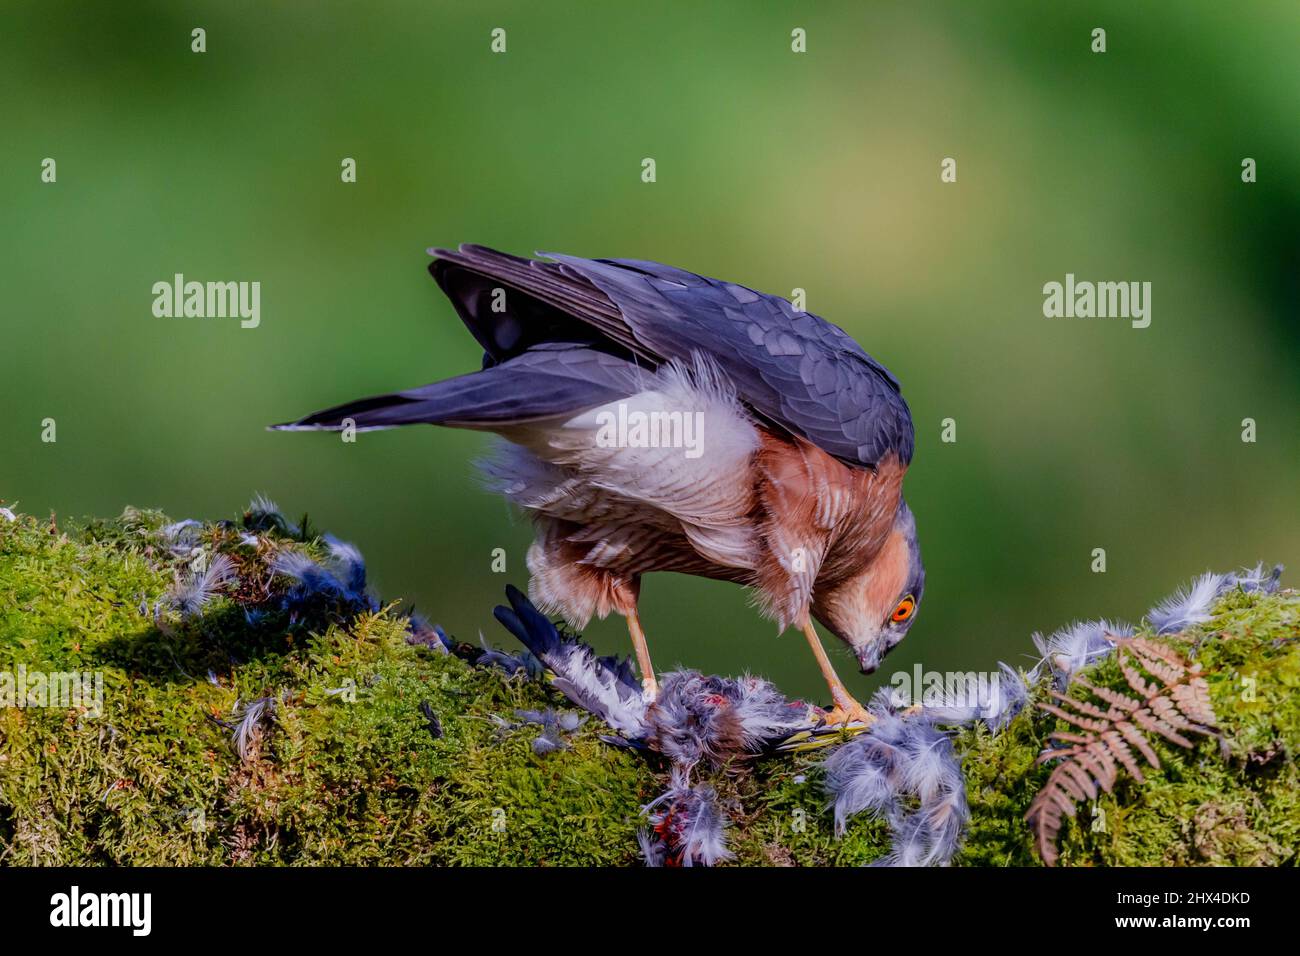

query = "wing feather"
[{"left": 431, "top": 245, "right": 913, "bottom": 468}]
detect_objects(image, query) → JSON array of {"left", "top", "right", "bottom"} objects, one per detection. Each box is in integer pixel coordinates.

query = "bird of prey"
[{"left": 274, "top": 245, "right": 923, "bottom": 724}]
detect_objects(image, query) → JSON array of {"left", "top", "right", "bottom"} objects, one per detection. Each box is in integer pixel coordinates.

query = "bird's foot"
[
  {"left": 640, "top": 676, "right": 659, "bottom": 703},
  {"left": 818, "top": 688, "right": 874, "bottom": 728}
]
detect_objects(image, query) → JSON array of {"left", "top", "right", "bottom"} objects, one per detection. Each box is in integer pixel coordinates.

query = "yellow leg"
[
  {"left": 627, "top": 607, "right": 658, "bottom": 701},
  {"left": 801, "top": 620, "right": 872, "bottom": 726}
]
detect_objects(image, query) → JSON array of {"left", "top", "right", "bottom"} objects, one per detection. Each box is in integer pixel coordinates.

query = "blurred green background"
[{"left": 2, "top": 1, "right": 1297, "bottom": 701}]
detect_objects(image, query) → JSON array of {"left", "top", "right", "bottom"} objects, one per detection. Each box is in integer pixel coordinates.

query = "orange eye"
[{"left": 891, "top": 596, "right": 915, "bottom": 623}]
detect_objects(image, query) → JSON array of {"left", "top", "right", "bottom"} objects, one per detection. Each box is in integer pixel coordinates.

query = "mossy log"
[{"left": 0, "top": 506, "right": 1295, "bottom": 866}]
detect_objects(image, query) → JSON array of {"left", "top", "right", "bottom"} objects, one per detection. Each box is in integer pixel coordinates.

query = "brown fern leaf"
[
  {"left": 1127, "top": 636, "right": 1190, "bottom": 672},
  {"left": 1026, "top": 636, "right": 1218, "bottom": 865},
  {"left": 1113, "top": 721, "right": 1160, "bottom": 772},
  {"left": 1038, "top": 706, "right": 1104, "bottom": 733},
  {"left": 1171, "top": 680, "right": 1216, "bottom": 727},
  {"left": 1132, "top": 708, "right": 1195, "bottom": 748},
  {"left": 1074, "top": 740, "right": 1118, "bottom": 792},
  {"left": 1047, "top": 730, "right": 1093, "bottom": 745},
  {"left": 1101, "top": 727, "right": 1147, "bottom": 782},
  {"left": 1073, "top": 676, "right": 1139, "bottom": 714},
  {"left": 1049, "top": 688, "right": 1113, "bottom": 721},
  {"left": 1117, "top": 656, "right": 1158, "bottom": 698},
  {"left": 1149, "top": 694, "right": 1213, "bottom": 735}
]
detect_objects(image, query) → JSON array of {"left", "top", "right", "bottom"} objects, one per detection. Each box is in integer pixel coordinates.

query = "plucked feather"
[
  {"left": 1031, "top": 619, "right": 1133, "bottom": 688},
  {"left": 640, "top": 768, "right": 734, "bottom": 867},
  {"left": 1147, "top": 564, "right": 1283, "bottom": 634},
  {"left": 823, "top": 690, "right": 969, "bottom": 865}
]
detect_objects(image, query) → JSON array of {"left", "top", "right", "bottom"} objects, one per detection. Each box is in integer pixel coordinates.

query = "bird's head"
[{"left": 811, "top": 500, "right": 924, "bottom": 674}]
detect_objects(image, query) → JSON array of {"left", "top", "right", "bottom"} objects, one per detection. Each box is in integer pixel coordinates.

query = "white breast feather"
[{"left": 483, "top": 356, "right": 760, "bottom": 571}]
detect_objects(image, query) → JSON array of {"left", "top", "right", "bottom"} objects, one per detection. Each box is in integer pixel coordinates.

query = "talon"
[{"left": 820, "top": 687, "right": 874, "bottom": 727}]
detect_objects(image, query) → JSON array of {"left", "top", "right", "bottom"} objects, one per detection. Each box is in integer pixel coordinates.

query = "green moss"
[
  {"left": 1, "top": 506, "right": 1295, "bottom": 865},
  {"left": 0, "top": 508, "right": 655, "bottom": 865},
  {"left": 953, "top": 587, "right": 1300, "bottom": 867}
]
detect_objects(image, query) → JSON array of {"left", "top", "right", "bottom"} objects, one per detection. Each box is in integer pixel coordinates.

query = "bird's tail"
[
  {"left": 269, "top": 369, "right": 510, "bottom": 432},
  {"left": 270, "top": 347, "right": 634, "bottom": 432},
  {"left": 272, "top": 244, "right": 639, "bottom": 433}
]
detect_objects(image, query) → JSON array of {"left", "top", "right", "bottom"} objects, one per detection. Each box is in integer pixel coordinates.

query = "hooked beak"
[{"left": 855, "top": 638, "right": 886, "bottom": 674}]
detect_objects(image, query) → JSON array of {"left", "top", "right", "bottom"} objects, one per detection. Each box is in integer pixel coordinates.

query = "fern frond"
[
  {"left": 1026, "top": 636, "right": 1217, "bottom": 865},
  {"left": 1072, "top": 676, "right": 1139, "bottom": 714},
  {"left": 1112, "top": 721, "right": 1160, "bottom": 771},
  {"left": 1171, "top": 680, "right": 1216, "bottom": 727},
  {"left": 1100, "top": 728, "right": 1146, "bottom": 781}
]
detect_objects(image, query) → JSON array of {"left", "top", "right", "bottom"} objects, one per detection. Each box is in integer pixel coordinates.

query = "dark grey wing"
[
  {"left": 431, "top": 245, "right": 913, "bottom": 468},
  {"left": 546, "top": 253, "right": 914, "bottom": 468},
  {"left": 271, "top": 342, "right": 635, "bottom": 431}
]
